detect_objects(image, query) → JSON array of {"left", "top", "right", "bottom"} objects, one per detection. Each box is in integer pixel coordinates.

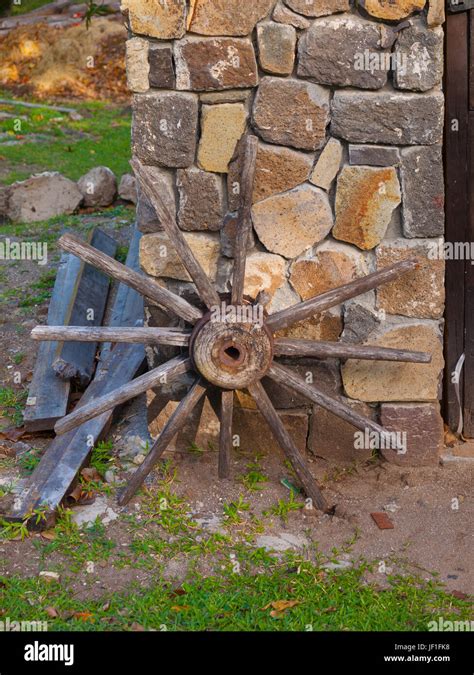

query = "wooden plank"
[
  {"left": 22, "top": 252, "right": 81, "bottom": 432},
  {"left": 8, "top": 342, "right": 145, "bottom": 521},
  {"left": 444, "top": 12, "right": 470, "bottom": 431},
  {"left": 463, "top": 110, "right": 474, "bottom": 436},
  {"left": 53, "top": 229, "right": 117, "bottom": 386},
  {"left": 218, "top": 390, "right": 233, "bottom": 479},
  {"left": 470, "top": 10, "right": 474, "bottom": 111},
  {"left": 6, "top": 229, "right": 148, "bottom": 521}
]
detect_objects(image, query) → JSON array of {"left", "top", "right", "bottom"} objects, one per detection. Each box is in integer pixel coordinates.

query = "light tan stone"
[
  {"left": 126, "top": 37, "right": 149, "bottom": 93},
  {"left": 273, "top": 1, "right": 311, "bottom": 29},
  {"left": 427, "top": 0, "right": 445, "bottom": 27},
  {"left": 284, "top": 0, "right": 350, "bottom": 16},
  {"left": 310, "top": 138, "right": 343, "bottom": 191},
  {"left": 257, "top": 22, "right": 296, "bottom": 76},
  {"left": 188, "top": 0, "right": 274, "bottom": 36},
  {"left": 140, "top": 231, "right": 220, "bottom": 281},
  {"left": 122, "top": 0, "right": 186, "bottom": 39},
  {"left": 198, "top": 104, "right": 247, "bottom": 174},
  {"left": 252, "top": 184, "right": 334, "bottom": 259},
  {"left": 333, "top": 166, "right": 401, "bottom": 251},
  {"left": 228, "top": 141, "right": 313, "bottom": 209},
  {"left": 290, "top": 241, "right": 369, "bottom": 300},
  {"left": 243, "top": 251, "right": 287, "bottom": 301},
  {"left": 342, "top": 323, "right": 444, "bottom": 402},
  {"left": 276, "top": 309, "right": 343, "bottom": 342},
  {"left": 232, "top": 408, "right": 309, "bottom": 454},
  {"left": 376, "top": 239, "right": 445, "bottom": 320},
  {"left": 361, "top": 0, "right": 426, "bottom": 21}
]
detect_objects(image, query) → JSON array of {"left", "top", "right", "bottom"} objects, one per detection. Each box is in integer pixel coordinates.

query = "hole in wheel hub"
[{"left": 190, "top": 307, "right": 274, "bottom": 389}]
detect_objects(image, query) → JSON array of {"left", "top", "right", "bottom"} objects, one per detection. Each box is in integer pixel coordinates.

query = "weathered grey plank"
[
  {"left": 53, "top": 229, "right": 117, "bottom": 386},
  {"left": 23, "top": 252, "right": 81, "bottom": 432}
]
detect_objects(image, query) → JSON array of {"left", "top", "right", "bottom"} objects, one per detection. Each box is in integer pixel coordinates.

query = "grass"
[
  {"left": 0, "top": 563, "right": 471, "bottom": 632},
  {"left": 0, "top": 95, "right": 131, "bottom": 185},
  {"left": 0, "top": 386, "right": 27, "bottom": 426}
]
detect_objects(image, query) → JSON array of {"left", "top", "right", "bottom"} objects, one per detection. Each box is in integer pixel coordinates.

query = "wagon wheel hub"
[{"left": 190, "top": 306, "right": 274, "bottom": 390}]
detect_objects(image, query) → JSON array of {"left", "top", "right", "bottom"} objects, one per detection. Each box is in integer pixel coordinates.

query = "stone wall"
[{"left": 123, "top": 0, "right": 446, "bottom": 466}]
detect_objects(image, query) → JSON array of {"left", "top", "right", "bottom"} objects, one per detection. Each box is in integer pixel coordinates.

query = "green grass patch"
[
  {"left": 0, "top": 386, "right": 27, "bottom": 426},
  {"left": 0, "top": 563, "right": 471, "bottom": 632},
  {"left": 0, "top": 97, "right": 131, "bottom": 184},
  {"left": 8, "top": 0, "right": 52, "bottom": 16}
]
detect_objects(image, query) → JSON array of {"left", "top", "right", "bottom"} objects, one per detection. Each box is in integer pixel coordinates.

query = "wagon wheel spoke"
[
  {"left": 131, "top": 158, "right": 220, "bottom": 310},
  {"left": 55, "top": 356, "right": 191, "bottom": 435},
  {"left": 247, "top": 380, "right": 328, "bottom": 512},
  {"left": 218, "top": 389, "right": 234, "bottom": 479},
  {"left": 268, "top": 362, "right": 400, "bottom": 451},
  {"left": 273, "top": 338, "right": 432, "bottom": 364},
  {"left": 118, "top": 379, "right": 207, "bottom": 506},
  {"left": 31, "top": 326, "right": 191, "bottom": 347},
  {"left": 266, "top": 260, "right": 420, "bottom": 333},
  {"left": 59, "top": 234, "right": 202, "bottom": 325},
  {"left": 231, "top": 135, "right": 259, "bottom": 307}
]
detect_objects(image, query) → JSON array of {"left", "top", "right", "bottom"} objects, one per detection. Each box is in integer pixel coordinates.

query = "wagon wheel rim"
[{"left": 31, "top": 135, "right": 431, "bottom": 512}]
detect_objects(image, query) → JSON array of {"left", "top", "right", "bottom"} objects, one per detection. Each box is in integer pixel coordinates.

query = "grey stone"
[
  {"left": 148, "top": 43, "right": 175, "bottom": 89},
  {"left": 118, "top": 173, "right": 137, "bottom": 204},
  {"left": 298, "top": 15, "right": 389, "bottom": 90},
  {"left": 273, "top": 0, "right": 311, "bottom": 29},
  {"left": 394, "top": 20, "right": 444, "bottom": 92},
  {"left": 77, "top": 166, "right": 117, "bottom": 207},
  {"left": 8, "top": 172, "right": 83, "bottom": 223},
  {"left": 255, "top": 533, "right": 308, "bottom": 552},
  {"left": 132, "top": 92, "right": 198, "bottom": 168},
  {"left": 341, "top": 302, "right": 380, "bottom": 344},
  {"left": 349, "top": 144, "right": 400, "bottom": 167},
  {"left": 71, "top": 497, "right": 118, "bottom": 527},
  {"left": 400, "top": 145, "right": 445, "bottom": 237},
  {"left": 136, "top": 166, "right": 176, "bottom": 234},
  {"left": 380, "top": 402, "right": 444, "bottom": 466},
  {"left": 252, "top": 77, "right": 330, "bottom": 151},
  {"left": 257, "top": 21, "right": 296, "bottom": 76},
  {"left": 176, "top": 167, "right": 224, "bottom": 231},
  {"left": 331, "top": 90, "right": 444, "bottom": 145},
  {"left": 0, "top": 185, "right": 10, "bottom": 219},
  {"left": 262, "top": 359, "right": 342, "bottom": 409}
]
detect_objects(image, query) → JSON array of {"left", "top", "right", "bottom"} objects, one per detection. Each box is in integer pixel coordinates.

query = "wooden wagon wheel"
[{"left": 31, "top": 136, "right": 432, "bottom": 513}]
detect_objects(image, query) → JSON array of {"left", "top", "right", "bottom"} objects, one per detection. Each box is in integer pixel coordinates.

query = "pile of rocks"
[
  {"left": 0, "top": 167, "right": 137, "bottom": 223},
  {"left": 131, "top": 0, "right": 447, "bottom": 463}
]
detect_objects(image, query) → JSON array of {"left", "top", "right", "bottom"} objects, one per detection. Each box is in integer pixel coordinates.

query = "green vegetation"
[
  {"left": 0, "top": 562, "right": 471, "bottom": 632},
  {"left": 0, "top": 96, "right": 131, "bottom": 184},
  {"left": 90, "top": 440, "right": 114, "bottom": 477},
  {"left": 0, "top": 386, "right": 27, "bottom": 426},
  {"left": 239, "top": 456, "right": 269, "bottom": 491},
  {"left": 9, "top": 0, "right": 52, "bottom": 16}
]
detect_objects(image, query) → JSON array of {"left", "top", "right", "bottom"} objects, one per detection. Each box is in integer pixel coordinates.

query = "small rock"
[
  {"left": 255, "top": 533, "right": 308, "bottom": 552},
  {"left": 8, "top": 172, "right": 82, "bottom": 223},
  {"left": 148, "top": 43, "right": 175, "bottom": 89},
  {"left": 322, "top": 560, "right": 353, "bottom": 571},
  {"left": 77, "top": 166, "right": 117, "bottom": 208},
  {"left": 118, "top": 173, "right": 137, "bottom": 204},
  {"left": 39, "top": 571, "right": 60, "bottom": 582},
  {"left": 71, "top": 497, "right": 118, "bottom": 527},
  {"left": 122, "top": 0, "right": 186, "bottom": 39},
  {"left": 283, "top": 0, "right": 350, "bottom": 16},
  {"left": 257, "top": 22, "right": 296, "bottom": 76},
  {"left": 310, "top": 138, "right": 343, "bottom": 191},
  {"left": 133, "top": 453, "right": 146, "bottom": 465},
  {"left": 188, "top": 0, "right": 274, "bottom": 37}
]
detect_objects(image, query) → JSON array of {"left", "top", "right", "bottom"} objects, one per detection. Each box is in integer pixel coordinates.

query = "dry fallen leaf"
[
  {"left": 81, "top": 467, "right": 102, "bottom": 483},
  {"left": 171, "top": 605, "right": 190, "bottom": 612},
  {"left": 73, "top": 611, "right": 94, "bottom": 623},
  {"left": 262, "top": 599, "right": 301, "bottom": 618},
  {"left": 45, "top": 606, "right": 59, "bottom": 618},
  {"left": 40, "top": 530, "right": 56, "bottom": 541}
]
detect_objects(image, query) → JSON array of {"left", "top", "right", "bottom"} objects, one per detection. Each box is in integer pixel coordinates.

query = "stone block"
[
  {"left": 148, "top": 44, "right": 175, "bottom": 89},
  {"left": 380, "top": 402, "right": 443, "bottom": 466},
  {"left": 188, "top": 0, "right": 274, "bottom": 37},
  {"left": 257, "top": 21, "right": 296, "bottom": 76},
  {"left": 197, "top": 103, "right": 247, "bottom": 173},
  {"left": 400, "top": 145, "right": 445, "bottom": 237},
  {"left": 176, "top": 167, "right": 224, "bottom": 231},
  {"left": 394, "top": 20, "right": 443, "bottom": 92}
]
